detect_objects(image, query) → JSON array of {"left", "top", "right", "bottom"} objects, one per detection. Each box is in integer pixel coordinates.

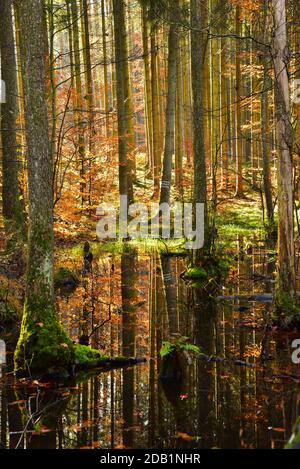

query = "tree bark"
[
  {"left": 70, "top": 0, "right": 86, "bottom": 206},
  {"left": 261, "top": 0, "right": 274, "bottom": 225},
  {"left": 159, "top": 0, "right": 180, "bottom": 205},
  {"left": 235, "top": 5, "right": 244, "bottom": 197},
  {"left": 0, "top": 0, "right": 24, "bottom": 236},
  {"left": 272, "top": 0, "right": 296, "bottom": 309},
  {"left": 191, "top": 0, "right": 209, "bottom": 253},
  {"left": 113, "top": 0, "right": 134, "bottom": 203},
  {"left": 14, "top": 0, "right": 74, "bottom": 372}
]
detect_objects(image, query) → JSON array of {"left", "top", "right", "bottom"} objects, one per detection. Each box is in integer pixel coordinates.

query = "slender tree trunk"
[
  {"left": 15, "top": 0, "right": 74, "bottom": 372},
  {"left": 235, "top": 5, "right": 244, "bottom": 197},
  {"left": 141, "top": 4, "right": 153, "bottom": 174},
  {"left": 101, "top": 0, "right": 110, "bottom": 137},
  {"left": 71, "top": 0, "right": 86, "bottom": 206},
  {"left": 191, "top": 0, "right": 209, "bottom": 255},
  {"left": 159, "top": 0, "right": 180, "bottom": 205},
  {"left": 150, "top": 27, "right": 161, "bottom": 196},
  {"left": 261, "top": 1, "right": 274, "bottom": 225},
  {"left": 112, "top": 0, "right": 133, "bottom": 202},
  {"left": 0, "top": 0, "right": 24, "bottom": 237},
  {"left": 272, "top": 0, "right": 296, "bottom": 309},
  {"left": 175, "top": 41, "right": 184, "bottom": 197},
  {"left": 81, "top": 0, "right": 95, "bottom": 208}
]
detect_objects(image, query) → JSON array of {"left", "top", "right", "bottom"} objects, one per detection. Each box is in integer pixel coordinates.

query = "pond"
[{"left": 0, "top": 239, "right": 300, "bottom": 449}]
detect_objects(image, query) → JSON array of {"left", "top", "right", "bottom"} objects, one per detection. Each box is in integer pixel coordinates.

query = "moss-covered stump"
[
  {"left": 54, "top": 267, "right": 79, "bottom": 292},
  {"left": 14, "top": 315, "right": 146, "bottom": 377},
  {"left": 182, "top": 255, "right": 230, "bottom": 287},
  {"left": 159, "top": 337, "right": 202, "bottom": 381},
  {"left": 14, "top": 301, "right": 76, "bottom": 374},
  {"left": 182, "top": 266, "right": 208, "bottom": 280},
  {"left": 286, "top": 417, "right": 300, "bottom": 449}
]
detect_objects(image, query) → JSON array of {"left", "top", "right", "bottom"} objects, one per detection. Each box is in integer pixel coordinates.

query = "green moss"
[
  {"left": 286, "top": 417, "right": 300, "bottom": 449},
  {"left": 184, "top": 252, "right": 231, "bottom": 283},
  {"left": 74, "top": 344, "right": 107, "bottom": 367},
  {"left": 66, "top": 238, "right": 186, "bottom": 258},
  {"left": 217, "top": 200, "right": 265, "bottom": 239},
  {"left": 14, "top": 299, "right": 75, "bottom": 373},
  {"left": 183, "top": 267, "right": 208, "bottom": 280}
]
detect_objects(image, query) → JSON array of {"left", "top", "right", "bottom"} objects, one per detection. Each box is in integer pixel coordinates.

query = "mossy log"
[{"left": 15, "top": 311, "right": 146, "bottom": 377}]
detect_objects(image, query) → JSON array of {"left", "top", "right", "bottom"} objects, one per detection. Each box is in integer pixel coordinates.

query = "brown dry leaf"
[
  {"left": 272, "top": 427, "right": 285, "bottom": 433},
  {"left": 8, "top": 399, "right": 26, "bottom": 406},
  {"left": 176, "top": 432, "right": 196, "bottom": 441}
]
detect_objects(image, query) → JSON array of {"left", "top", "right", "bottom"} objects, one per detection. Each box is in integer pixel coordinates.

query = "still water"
[{"left": 0, "top": 240, "right": 300, "bottom": 449}]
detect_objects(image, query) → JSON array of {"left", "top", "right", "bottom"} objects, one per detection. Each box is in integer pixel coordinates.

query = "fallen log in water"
[
  {"left": 217, "top": 293, "right": 273, "bottom": 303},
  {"left": 217, "top": 292, "right": 300, "bottom": 303}
]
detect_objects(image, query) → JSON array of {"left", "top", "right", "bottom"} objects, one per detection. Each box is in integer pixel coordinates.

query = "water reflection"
[{"left": 0, "top": 243, "right": 300, "bottom": 449}]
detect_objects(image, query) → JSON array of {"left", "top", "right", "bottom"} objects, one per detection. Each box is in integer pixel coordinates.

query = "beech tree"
[
  {"left": 190, "top": 0, "right": 209, "bottom": 254},
  {"left": 14, "top": 0, "right": 130, "bottom": 373},
  {"left": 159, "top": 0, "right": 180, "bottom": 205},
  {"left": 14, "top": 0, "right": 75, "bottom": 372},
  {"left": 113, "top": 0, "right": 134, "bottom": 204},
  {"left": 272, "top": 0, "right": 296, "bottom": 311}
]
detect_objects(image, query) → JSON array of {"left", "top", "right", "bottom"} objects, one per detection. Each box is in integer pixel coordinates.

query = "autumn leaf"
[
  {"left": 176, "top": 432, "right": 199, "bottom": 441},
  {"left": 270, "top": 427, "right": 285, "bottom": 433},
  {"left": 8, "top": 400, "right": 26, "bottom": 406}
]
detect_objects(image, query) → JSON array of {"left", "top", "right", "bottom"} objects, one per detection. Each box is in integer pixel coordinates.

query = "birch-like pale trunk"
[{"left": 272, "top": 0, "right": 296, "bottom": 308}]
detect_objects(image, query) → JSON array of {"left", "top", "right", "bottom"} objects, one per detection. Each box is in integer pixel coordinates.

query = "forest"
[{"left": 1, "top": 0, "right": 300, "bottom": 452}]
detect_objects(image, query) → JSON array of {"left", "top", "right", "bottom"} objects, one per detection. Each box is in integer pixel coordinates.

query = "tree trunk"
[
  {"left": 272, "top": 0, "right": 296, "bottom": 309},
  {"left": 150, "top": 26, "right": 162, "bottom": 196},
  {"left": 14, "top": 0, "right": 74, "bottom": 372},
  {"left": 112, "top": 0, "right": 134, "bottom": 203},
  {"left": 70, "top": 0, "right": 86, "bottom": 206},
  {"left": 101, "top": 0, "right": 110, "bottom": 137},
  {"left": 261, "top": 0, "right": 274, "bottom": 225},
  {"left": 0, "top": 0, "right": 24, "bottom": 237},
  {"left": 141, "top": 4, "right": 153, "bottom": 174},
  {"left": 159, "top": 0, "right": 180, "bottom": 205},
  {"left": 235, "top": 5, "right": 244, "bottom": 197},
  {"left": 81, "top": 0, "right": 95, "bottom": 208},
  {"left": 191, "top": 0, "right": 209, "bottom": 253}
]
